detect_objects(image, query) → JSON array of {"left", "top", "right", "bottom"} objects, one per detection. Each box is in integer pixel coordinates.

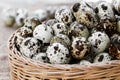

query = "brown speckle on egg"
[
  {"left": 46, "top": 43, "right": 71, "bottom": 64},
  {"left": 72, "top": 3, "right": 80, "bottom": 12}
]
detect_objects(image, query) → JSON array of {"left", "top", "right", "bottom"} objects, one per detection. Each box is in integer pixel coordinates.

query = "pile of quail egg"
[
  {"left": 10, "top": 0, "right": 120, "bottom": 65},
  {"left": 3, "top": 6, "right": 57, "bottom": 27}
]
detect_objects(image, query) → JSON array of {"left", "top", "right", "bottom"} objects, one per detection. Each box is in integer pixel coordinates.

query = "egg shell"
[
  {"left": 24, "top": 16, "right": 41, "bottom": 30},
  {"left": 55, "top": 6, "right": 74, "bottom": 25},
  {"left": 21, "top": 37, "right": 42, "bottom": 58},
  {"left": 46, "top": 43, "right": 71, "bottom": 64},
  {"left": 33, "top": 24, "right": 53, "bottom": 44},
  {"left": 50, "top": 34, "right": 70, "bottom": 48},
  {"left": 72, "top": 1, "right": 97, "bottom": 28},
  {"left": 33, "top": 9, "right": 48, "bottom": 22},
  {"left": 32, "top": 52, "right": 48, "bottom": 63},
  {"left": 113, "top": 0, "right": 120, "bottom": 14},
  {"left": 88, "top": 32, "right": 110, "bottom": 53},
  {"left": 109, "top": 34, "right": 120, "bottom": 59},
  {"left": 79, "top": 60, "right": 91, "bottom": 65},
  {"left": 13, "top": 27, "right": 33, "bottom": 51},
  {"left": 94, "top": 1, "right": 115, "bottom": 20},
  {"left": 68, "top": 21, "right": 89, "bottom": 40},
  {"left": 71, "top": 37, "right": 91, "bottom": 59},
  {"left": 45, "top": 19, "right": 58, "bottom": 27},
  {"left": 94, "top": 52, "right": 111, "bottom": 63},
  {"left": 15, "top": 8, "right": 28, "bottom": 27},
  {"left": 3, "top": 8, "right": 16, "bottom": 27},
  {"left": 52, "top": 22, "right": 67, "bottom": 35}
]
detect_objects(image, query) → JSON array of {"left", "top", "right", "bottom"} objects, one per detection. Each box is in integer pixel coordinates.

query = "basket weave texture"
[{"left": 8, "top": 32, "right": 120, "bottom": 80}]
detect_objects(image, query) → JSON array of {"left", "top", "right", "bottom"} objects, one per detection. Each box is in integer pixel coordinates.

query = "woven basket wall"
[{"left": 8, "top": 33, "right": 120, "bottom": 80}]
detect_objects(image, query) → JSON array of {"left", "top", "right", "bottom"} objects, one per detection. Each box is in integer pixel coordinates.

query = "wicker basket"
[{"left": 8, "top": 32, "right": 120, "bottom": 80}]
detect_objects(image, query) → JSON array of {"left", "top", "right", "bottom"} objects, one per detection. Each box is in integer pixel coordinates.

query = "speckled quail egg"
[
  {"left": 2, "top": 7, "right": 16, "bottom": 27},
  {"left": 71, "top": 37, "right": 91, "bottom": 59},
  {"left": 45, "top": 19, "right": 58, "bottom": 27},
  {"left": 46, "top": 6, "right": 58, "bottom": 19},
  {"left": 15, "top": 8, "right": 28, "bottom": 27},
  {"left": 33, "top": 9, "right": 48, "bottom": 22},
  {"left": 13, "top": 27, "right": 33, "bottom": 51},
  {"left": 46, "top": 43, "right": 71, "bottom": 64},
  {"left": 68, "top": 21, "right": 89, "bottom": 40},
  {"left": 52, "top": 22, "right": 67, "bottom": 35},
  {"left": 109, "top": 34, "right": 120, "bottom": 59},
  {"left": 32, "top": 52, "right": 48, "bottom": 63},
  {"left": 79, "top": 60, "right": 91, "bottom": 65},
  {"left": 95, "top": 19, "right": 117, "bottom": 37},
  {"left": 117, "top": 20, "right": 120, "bottom": 33},
  {"left": 94, "top": 52, "right": 111, "bottom": 63},
  {"left": 72, "top": 1, "right": 97, "bottom": 28},
  {"left": 113, "top": 0, "right": 120, "bottom": 14},
  {"left": 24, "top": 16, "right": 41, "bottom": 30},
  {"left": 50, "top": 34, "right": 70, "bottom": 47},
  {"left": 33, "top": 24, "right": 53, "bottom": 44},
  {"left": 88, "top": 32, "right": 110, "bottom": 53},
  {"left": 94, "top": 1, "right": 115, "bottom": 20},
  {"left": 21, "top": 37, "right": 42, "bottom": 58},
  {"left": 55, "top": 6, "right": 74, "bottom": 25},
  {"left": 15, "top": 26, "right": 33, "bottom": 38}
]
